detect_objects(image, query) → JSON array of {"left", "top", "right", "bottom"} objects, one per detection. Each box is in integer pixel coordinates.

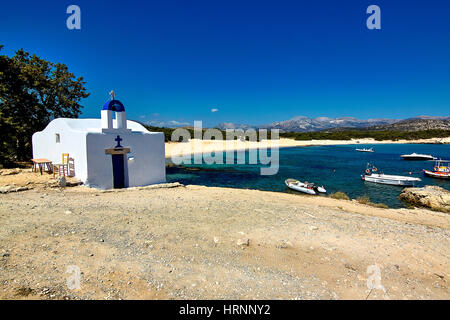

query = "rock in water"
[{"left": 399, "top": 186, "right": 450, "bottom": 213}]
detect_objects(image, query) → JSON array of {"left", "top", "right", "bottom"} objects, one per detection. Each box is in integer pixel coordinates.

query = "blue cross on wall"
[{"left": 115, "top": 135, "right": 123, "bottom": 148}]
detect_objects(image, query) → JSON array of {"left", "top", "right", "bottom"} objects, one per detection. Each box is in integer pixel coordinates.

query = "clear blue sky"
[{"left": 1, "top": 0, "right": 449, "bottom": 127}]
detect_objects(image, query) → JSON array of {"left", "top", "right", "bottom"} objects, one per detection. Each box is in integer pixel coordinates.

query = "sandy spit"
[{"left": 165, "top": 137, "right": 450, "bottom": 159}]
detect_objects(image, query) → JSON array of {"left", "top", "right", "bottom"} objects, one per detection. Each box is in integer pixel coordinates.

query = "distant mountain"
[
  {"left": 216, "top": 122, "right": 255, "bottom": 130},
  {"left": 261, "top": 116, "right": 398, "bottom": 132},
  {"left": 370, "top": 117, "right": 450, "bottom": 131},
  {"left": 408, "top": 116, "right": 450, "bottom": 120},
  {"left": 216, "top": 116, "right": 450, "bottom": 132}
]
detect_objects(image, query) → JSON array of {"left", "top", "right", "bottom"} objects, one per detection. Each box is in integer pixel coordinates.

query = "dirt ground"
[{"left": 0, "top": 171, "right": 448, "bottom": 300}]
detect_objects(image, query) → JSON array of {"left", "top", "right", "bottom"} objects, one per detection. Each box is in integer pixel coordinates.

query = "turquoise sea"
[{"left": 166, "top": 144, "right": 450, "bottom": 208}]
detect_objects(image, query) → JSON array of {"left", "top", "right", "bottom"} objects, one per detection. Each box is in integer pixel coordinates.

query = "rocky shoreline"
[{"left": 399, "top": 186, "right": 450, "bottom": 213}]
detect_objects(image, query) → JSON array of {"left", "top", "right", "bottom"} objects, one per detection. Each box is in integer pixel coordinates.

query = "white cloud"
[
  {"left": 211, "top": 108, "right": 219, "bottom": 113},
  {"left": 139, "top": 113, "right": 160, "bottom": 120},
  {"left": 146, "top": 120, "right": 190, "bottom": 128}
]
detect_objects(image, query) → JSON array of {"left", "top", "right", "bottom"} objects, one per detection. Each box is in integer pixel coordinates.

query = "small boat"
[
  {"left": 285, "top": 178, "right": 326, "bottom": 195},
  {"left": 361, "top": 164, "right": 421, "bottom": 186},
  {"left": 356, "top": 147, "right": 374, "bottom": 153},
  {"left": 423, "top": 160, "right": 450, "bottom": 179},
  {"left": 401, "top": 153, "right": 435, "bottom": 161}
]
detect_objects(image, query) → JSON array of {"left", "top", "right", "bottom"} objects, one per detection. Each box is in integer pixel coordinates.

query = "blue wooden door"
[{"left": 112, "top": 154, "right": 125, "bottom": 188}]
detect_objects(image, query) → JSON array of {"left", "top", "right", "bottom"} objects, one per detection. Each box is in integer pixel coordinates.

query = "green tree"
[{"left": 0, "top": 45, "right": 89, "bottom": 164}]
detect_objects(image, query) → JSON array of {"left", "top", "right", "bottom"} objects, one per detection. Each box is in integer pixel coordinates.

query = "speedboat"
[
  {"left": 285, "top": 179, "right": 326, "bottom": 195},
  {"left": 361, "top": 164, "right": 421, "bottom": 186},
  {"left": 423, "top": 160, "right": 450, "bottom": 179},
  {"left": 401, "top": 153, "right": 435, "bottom": 161},
  {"left": 356, "top": 147, "right": 374, "bottom": 152}
]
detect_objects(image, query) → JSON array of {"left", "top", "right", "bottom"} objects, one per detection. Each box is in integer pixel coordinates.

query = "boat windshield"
[{"left": 433, "top": 160, "right": 450, "bottom": 172}]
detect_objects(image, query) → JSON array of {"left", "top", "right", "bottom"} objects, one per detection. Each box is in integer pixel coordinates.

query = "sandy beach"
[{"left": 165, "top": 137, "right": 450, "bottom": 159}]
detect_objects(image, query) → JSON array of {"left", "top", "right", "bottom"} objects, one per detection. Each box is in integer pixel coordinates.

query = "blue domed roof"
[{"left": 102, "top": 100, "right": 125, "bottom": 112}]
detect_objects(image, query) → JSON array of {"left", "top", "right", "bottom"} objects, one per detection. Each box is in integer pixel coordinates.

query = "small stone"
[
  {"left": 1, "top": 168, "right": 20, "bottom": 176},
  {"left": 65, "top": 210, "right": 72, "bottom": 215},
  {"left": 344, "top": 263, "right": 357, "bottom": 271},
  {"left": 213, "top": 237, "right": 219, "bottom": 244},
  {"left": 0, "top": 186, "right": 14, "bottom": 194},
  {"left": 236, "top": 238, "right": 250, "bottom": 246},
  {"left": 58, "top": 177, "right": 67, "bottom": 188},
  {"left": 276, "top": 240, "right": 293, "bottom": 249},
  {"left": 309, "top": 226, "right": 318, "bottom": 231}
]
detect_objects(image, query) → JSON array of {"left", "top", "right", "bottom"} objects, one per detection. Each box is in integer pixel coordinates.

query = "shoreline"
[{"left": 165, "top": 137, "right": 450, "bottom": 159}]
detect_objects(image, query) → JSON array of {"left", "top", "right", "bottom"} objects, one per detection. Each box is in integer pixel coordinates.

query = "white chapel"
[{"left": 32, "top": 93, "right": 166, "bottom": 189}]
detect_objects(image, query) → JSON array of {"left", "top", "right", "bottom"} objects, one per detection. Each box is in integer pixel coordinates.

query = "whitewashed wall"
[
  {"left": 32, "top": 119, "right": 89, "bottom": 181},
  {"left": 32, "top": 118, "right": 166, "bottom": 189},
  {"left": 85, "top": 131, "right": 166, "bottom": 189}
]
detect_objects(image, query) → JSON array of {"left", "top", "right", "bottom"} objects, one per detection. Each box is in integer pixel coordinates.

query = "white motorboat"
[
  {"left": 401, "top": 153, "right": 435, "bottom": 161},
  {"left": 285, "top": 179, "right": 326, "bottom": 195},
  {"left": 361, "top": 164, "right": 421, "bottom": 186},
  {"left": 356, "top": 147, "right": 374, "bottom": 153}
]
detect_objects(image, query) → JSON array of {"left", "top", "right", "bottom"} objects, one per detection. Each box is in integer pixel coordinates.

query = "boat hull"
[
  {"left": 401, "top": 155, "right": 434, "bottom": 161},
  {"left": 362, "top": 174, "right": 421, "bottom": 186},
  {"left": 423, "top": 169, "right": 450, "bottom": 179},
  {"left": 287, "top": 183, "right": 317, "bottom": 195},
  {"left": 316, "top": 186, "right": 327, "bottom": 193},
  {"left": 285, "top": 179, "right": 318, "bottom": 195}
]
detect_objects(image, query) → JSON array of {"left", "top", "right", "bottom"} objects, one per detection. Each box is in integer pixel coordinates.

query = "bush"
[
  {"left": 357, "top": 195, "right": 389, "bottom": 209},
  {"left": 356, "top": 195, "right": 370, "bottom": 204},
  {"left": 330, "top": 191, "right": 350, "bottom": 200},
  {"left": 279, "top": 129, "right": 450, "bottom": 141},
  {"left": 371, "top": 203, "right": 389, "bottom": 209}
]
